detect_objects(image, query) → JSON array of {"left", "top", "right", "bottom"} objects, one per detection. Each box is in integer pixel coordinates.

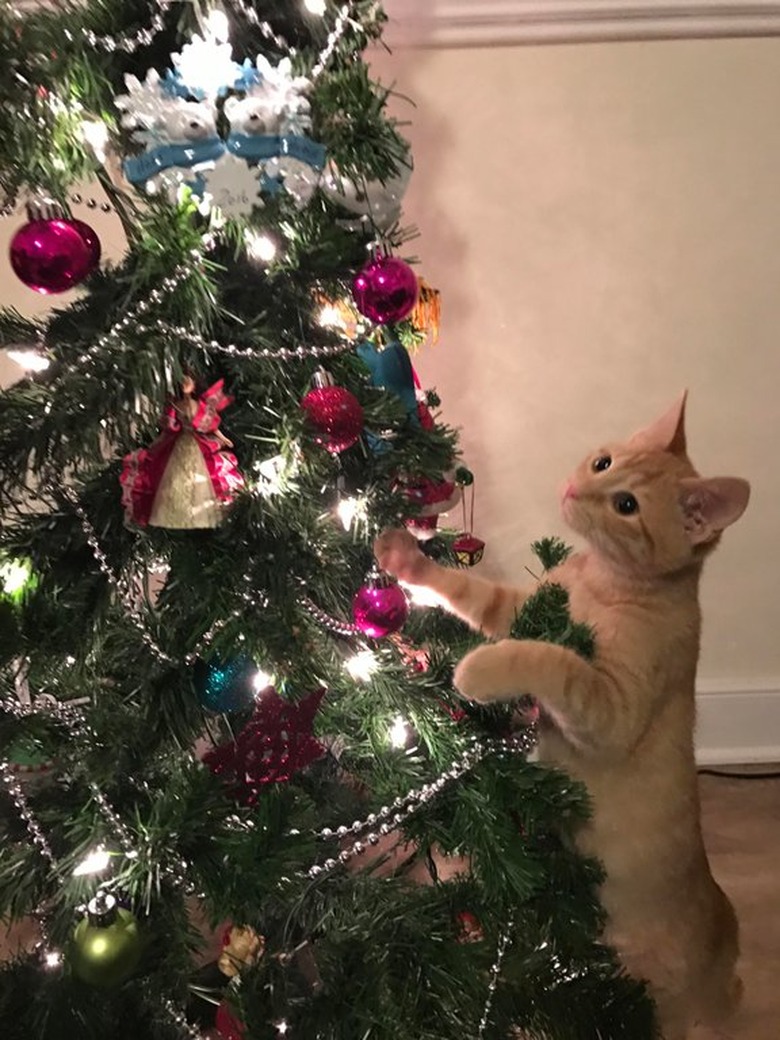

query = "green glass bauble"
[{"left": 71, "top": 893, "right": 142, "bottom": 988}]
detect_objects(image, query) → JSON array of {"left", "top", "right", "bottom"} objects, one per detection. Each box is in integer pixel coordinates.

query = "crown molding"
[{"left": 382, "top": 1, "right": 780, "bottom": 47}]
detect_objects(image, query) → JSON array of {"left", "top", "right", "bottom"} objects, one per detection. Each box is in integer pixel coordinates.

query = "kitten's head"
[{"left": 561, "top": 393, "right": 750, "bottom": 576}]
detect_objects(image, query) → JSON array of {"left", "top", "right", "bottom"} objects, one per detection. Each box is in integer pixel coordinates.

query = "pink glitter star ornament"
[{"left": 204, "top": 687, "right": 326, "bottom": 805}]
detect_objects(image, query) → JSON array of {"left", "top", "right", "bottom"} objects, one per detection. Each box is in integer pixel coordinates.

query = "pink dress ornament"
[{"left": 121, "top": 377, "right": 243, "bottom": 529}]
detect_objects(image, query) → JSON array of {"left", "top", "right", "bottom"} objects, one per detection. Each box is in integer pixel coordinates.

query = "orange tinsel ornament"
[{"left": 410, "top": 279, "right": 441, "bottom": 345}]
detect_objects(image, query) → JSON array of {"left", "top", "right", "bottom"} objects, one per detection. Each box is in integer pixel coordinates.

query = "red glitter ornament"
[
  {"left": 204, "top": 688, "right": 326, "bottom": 805},
  {"left": 352, "top": 577, "right": 409, "bottom": 638},
  {"left": 301, "top": 370, "right": 364, "bottom": 454},
  {"left": 9, "top": 213, "right": 98, "bottom": 294},
  {"left": 215, "top": 1001, "right": 245, "bottom": 1040},
  {"left": 352, "top": 255, "right": 419, "bottom": 325}
]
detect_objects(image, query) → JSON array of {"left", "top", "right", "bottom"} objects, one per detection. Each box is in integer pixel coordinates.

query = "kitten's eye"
[
  {"left": 613, "top": 492, "right": 639, "bottom": 516},
  {"left": 592, "top": 455, "right": 612, "bottom": 473}
]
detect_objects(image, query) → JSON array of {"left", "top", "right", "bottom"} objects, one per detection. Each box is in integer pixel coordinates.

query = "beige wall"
[
  {"left": 2, "top": 37, "right": 779, "bottom": 687},
  {"left": 370, "top": 37, "right": 780, "bottom": 686}
]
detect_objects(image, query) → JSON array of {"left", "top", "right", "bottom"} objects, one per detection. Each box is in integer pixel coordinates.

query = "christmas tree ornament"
[
  {"left": 352, "top": 575, "right": 409, "bottom": 639},
  {"left": 9, "top": 203, "right": 98, "bottom": 295},
  {"left": 70, "top": 219, "right": 102, "bottom": 268},
  {"left": 320, "top": 159, "right": 411, "bottom": 231},
  {"left": 70, "top": 892, "right": 142, "bottom": 988},
  {"left": 121, "top": 377, "right": 244, "bottom": 529},
  {"left": 204, "top": 688, "right": 326, "bottom": 805},
  {"left": 453, "top": 469, "right": 485, "bottom": 566},
  {"left": 218, "top": 924, "right": 265, "bottom": 977},
  {"left": 352, "top": 254, "right": 419, "bottom": 325},
  {"left": 356, "top": 340, "right": 419, "bottom": 425},
  {"left": 195, "top": 656, "right": 258, "bottom": 714},
  {"left": 4, "top": 734, "right": 55, "bottom": 789},
  {"left": 409, "top": 279, "right": 442, "bottom": 345},
  {"left": 301, "top": 369, "right": 364, "bottom": 454},
  {"left": 215, "top": 1001, "right": 245, "bottom": 1040},
  {"left": 399, "top": 473, "right": 461, "bottom": 541},
  {"left": 456, "top": 911, "right": 484, "bottom": 943}
]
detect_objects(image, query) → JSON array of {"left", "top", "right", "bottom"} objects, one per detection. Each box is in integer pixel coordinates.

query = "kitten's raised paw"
[
  {"left": 374, "top": 528, "right": 428, "bottom": 584},
  {"left": 453, "top": 642, "right": 520, "bottom": 704}
]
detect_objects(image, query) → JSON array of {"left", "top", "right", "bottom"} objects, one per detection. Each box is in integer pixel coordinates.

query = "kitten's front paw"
[
  {"left": 453, "top": 643, "right": 519, "bottom": 704},
  {"left": 373, "top": 528, "right": 429, "bottom": 584}
]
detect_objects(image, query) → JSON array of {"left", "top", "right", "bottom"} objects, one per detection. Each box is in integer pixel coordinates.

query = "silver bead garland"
[
  {"left": 162, "top": 998, "right": 210, "bottom": 1040},
  {"left": 226, "top": 0, "right": 292, "bottom": 52},
  {"left": 299, "top": 595, "right": 361, "bottom": 637},
  {"left": 477, "top": 915, "right": 515, "bottom": 1039},
  {"left": 137, "top": 317, "right": 355, "bottom": 362},
  {"left": 311, "top": 3, "right": 356, "bottom": 81},
  {"left": 77, "top": 0, "right": 173, "bottom": 55},
  {"left": 307, "top": 730, "right": 537, "bottom": 878},
  {"left": 0, "top": 758, "right": 58, "bottom": 868}
]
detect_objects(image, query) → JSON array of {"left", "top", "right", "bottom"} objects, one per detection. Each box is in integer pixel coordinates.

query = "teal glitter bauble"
[{"left": 196, "top": 656, "right": 257, "bottom": 713}]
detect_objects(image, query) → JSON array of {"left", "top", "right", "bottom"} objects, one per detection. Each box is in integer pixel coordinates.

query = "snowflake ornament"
[
  {"left": 202, "top": 153, "right": 264, "bottom": 219},
  {"left": 170, "top": 33, "right": 240, "bottom": 100}
]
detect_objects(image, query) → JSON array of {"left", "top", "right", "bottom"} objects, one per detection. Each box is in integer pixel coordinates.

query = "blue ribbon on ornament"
[
  {"left": 225, "top": 132, "right": 327, "bottom": 170},
  {"left": 123, "top": 138, "right": 226, "bottom": 185}
]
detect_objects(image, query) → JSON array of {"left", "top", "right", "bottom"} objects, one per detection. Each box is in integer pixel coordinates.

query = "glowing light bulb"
[
  {"left": 43, "top": 949, "right": 62, "bottom": 969},
  {"left": 252, "top": 669, "right": 273, "bottom": 693},
  {"left": 245, "top": 230, "right": 277, "bottom": 263},
  {"left": 255, "top": 454, "right": 286, "bottom": 495},
  {"left": 276, "top": 1021, "right": 290, "bottom": 1036},
  {"left": 73, "top": 846, "right": 111, "bottom": 877},
  {"left": 304, "top": 0, "right": 327, "bottom": 14},
  {"left": 79, "top": 118, "right": 109, "bottom": 162},
  {"left": 206, "top": 8, "right": 230, "bottom": 43},
  {"left": 389, "top": 715, "right": 409, "bottom": 749},
  {"left": 318, "top": 304, "right": 344, "bottom": 328},
  {"left": 336, "top": 495, "right": 365, "bottom": 531},
  {"left": 345, "top": 649, "right": 379, "bottom": 682},
  {"left": 7, "top": 349, "right": 50, "bottom": 373},
  {"left": 0, "top": 559, "right": 32, "bottom": 597}
]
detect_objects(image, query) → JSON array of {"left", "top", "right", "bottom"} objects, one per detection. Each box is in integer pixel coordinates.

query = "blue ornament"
[
  {"left": 356, "top": 340, "right": 419, "bottom": 425},
  {"left": 196, "top": 656, "right": 257, "bottom": 713}
]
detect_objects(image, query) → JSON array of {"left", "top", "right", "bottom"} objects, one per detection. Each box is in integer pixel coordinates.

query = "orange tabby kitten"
[{"left": 374, "top": 393, "right": 749, "bottom": 1040}]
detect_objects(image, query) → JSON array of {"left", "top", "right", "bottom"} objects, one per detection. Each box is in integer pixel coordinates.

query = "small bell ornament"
[{"left": 70, "top": 892, "right": 142, "bottom": 988}]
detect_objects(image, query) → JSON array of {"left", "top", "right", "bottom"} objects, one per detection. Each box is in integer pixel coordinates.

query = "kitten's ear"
[
  {"left": 679, "top": 477, "right": 751, "bottom": 545},
  {"left": 629, "top": 391, "right": 688, "bottom": 454}
]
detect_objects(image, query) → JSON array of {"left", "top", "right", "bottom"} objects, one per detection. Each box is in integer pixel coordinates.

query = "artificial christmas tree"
[{"left": 0, "top": 3, "right": 656, "bottom": 1038}]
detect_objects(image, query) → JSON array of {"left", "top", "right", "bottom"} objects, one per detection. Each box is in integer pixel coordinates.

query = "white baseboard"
[{"left": 695, "top": 682, "right": 780, "bottom": 765}]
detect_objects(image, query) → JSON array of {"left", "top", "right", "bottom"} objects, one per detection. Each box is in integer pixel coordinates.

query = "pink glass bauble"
[
  {"left": 301, "top": 385, "right": 364, "bottom": 454},
  {"left": 215, "top": 1001, "right": 245, "bottom": 1040},
  {"left": 71, "top": 219, "right": 102, "bottom": 268},
  {"left": 352, "top": 581, "right": 409, "bottom": 639},
  {"left": 352, "top": 255, "right": 419, "bottom": 325},
  {"left": 9, "top": 218, "right": 96, "bottom": 294}
]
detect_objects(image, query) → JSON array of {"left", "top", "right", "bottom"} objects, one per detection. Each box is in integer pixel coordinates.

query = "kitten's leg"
[
  {"left": 374, "top": 529, "right": 531, "bottom": 639},
  {"left": 453, "top": 640, "right": 653, "bottom": 749}
]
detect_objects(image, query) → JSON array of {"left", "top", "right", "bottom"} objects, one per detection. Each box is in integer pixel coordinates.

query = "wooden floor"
[
  {"left": 691, "top": 769, "right": 780, "bottom": 1040},
  {"left": 1, "top": 772, "right": 778, "bottom": 1038}
]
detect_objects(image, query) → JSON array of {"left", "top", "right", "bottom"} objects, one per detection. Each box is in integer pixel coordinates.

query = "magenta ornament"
[
  {"left": 301, "top": 385, "right": 364, "bottom": 454},
  {"left": 352, "top": 579, "right": 409, "bottom": 638},
  {"left": 352, "top": 255, "right": 419, "bottom": 325},
  {"left": 9, "top": 218, "right": 96, "bottom": 294},
  {"left": 71, "top": 219, "right": 102, "bottom": 268}
]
